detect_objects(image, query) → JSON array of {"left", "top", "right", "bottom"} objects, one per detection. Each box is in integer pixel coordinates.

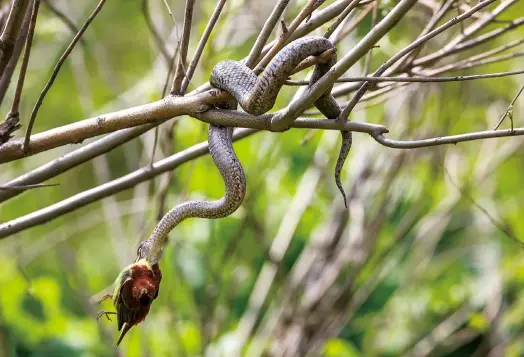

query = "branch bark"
[{"left": 0, "top": 0, "right": 30, "bottom": 77}]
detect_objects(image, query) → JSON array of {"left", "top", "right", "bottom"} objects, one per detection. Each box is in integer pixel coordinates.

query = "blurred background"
[{"left": 1, "top": 0, "right": 524, "bottom": 356}]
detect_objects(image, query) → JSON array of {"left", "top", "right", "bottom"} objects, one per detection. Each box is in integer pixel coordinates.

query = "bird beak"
[{"left": 115, "top": 323, "right": 133, "bottom": 347}]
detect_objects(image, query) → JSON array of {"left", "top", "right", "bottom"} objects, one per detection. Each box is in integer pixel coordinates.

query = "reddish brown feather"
[{"left": 112, "top": 260, "right": 162, "bottom": 346}]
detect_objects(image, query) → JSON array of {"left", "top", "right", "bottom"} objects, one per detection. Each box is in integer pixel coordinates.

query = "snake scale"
[{"left": 138, "top": 36, "right": 351, "bottom": 264}]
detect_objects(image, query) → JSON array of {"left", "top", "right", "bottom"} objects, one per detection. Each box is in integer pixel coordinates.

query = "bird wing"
[{"left": 116, "top": 276, "right": 140, "bottom": 331}]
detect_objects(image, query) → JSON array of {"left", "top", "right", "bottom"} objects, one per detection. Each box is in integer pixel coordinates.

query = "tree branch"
[
  {"left": 0, "top": 128, "right": 257, "bottom": 239},
  {"left": 372, "top": 128, "right": 524, "bottom": 149},
  {"left": 170, "top": 0, "right": 195, "bottom": 95},
  {"left": 179, "top": 0, "right": 226, "bottom": 94},
  {"left": 0, "top": 0, "right": 30, "bottom": 77},
  {"left": 270, "top": 0, "right": 418, "bottom": 131},
  {"left": 244, "top": 0, "right": 291, "bottom": 69},
  {"left": 23, "top": 0, "right": 107, "bottom": 151}
]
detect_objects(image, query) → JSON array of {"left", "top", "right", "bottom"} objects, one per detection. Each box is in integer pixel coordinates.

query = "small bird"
[{"left": 97, "top": 258, "right": 162, "bottom": 347}]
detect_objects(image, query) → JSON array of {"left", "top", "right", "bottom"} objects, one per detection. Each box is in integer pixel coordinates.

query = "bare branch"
[
  {"left": 244, "top": 0, "right": 291, "bottom": 69},
  {"left": 286, "top": 69, "right": 524, "bottom": 85},
  {"left": 254, "top": 0, "right": 324, "bottom": 74},
  {"left": 494, "top": 84, "right": 524, "bottom": 130},
  {"left": 0, "top": 129, "right": 257, "bottom": 239},
  {"left": 331, "top": 2, "right": 374, "bottom": 44},
  {"left": 414, "top": 17, "right": 524, "bottom": 68},
  {"left": 8, "top": 0, "right": 39, "bottom": 119},
  {"left": 170, "top": 0, "right": 195, "bottom": 95},
  {"left": 0, "top": 0, "right": 31, "bottom": 105},
  {"left": 1, "top": 93, "right": 212, "bottom": 163},
  {"left": 443, "top": 0, "right": 517, "bottom": 50},
  {"left": 271, "top": 0, "right": 418, "bottom": 131},
  {"left": 180, "top": 0, "right": 226, "bottom": 94},
  {"left": 23, "top": 0, "right": 107, "bottom": 152},
  {"left": 342, "top": 0, "right": 497, "bottom": 118},
  {"left": 0, "top": 125, "right": 155, "bottom": 202},
  {"left": 0, "top": 0, "right": 30, "bottom": 77},
  {"left": 43, "top": 0, "right": 85, "bottom": 44},
  {"left": 323, "top": 0, "right": 360, "bottom": 39},
  {"left": 0, "top": 90, "right": 389, "bottom": 164},
  {"left": 372, "top": 128, "right": 524, "bottom": 149},
  {"left": 141, "top": 0, "right": 171, "bottom": 64},
  {"left": 0, "top": 183, "right": 58, "bottom": 190}
]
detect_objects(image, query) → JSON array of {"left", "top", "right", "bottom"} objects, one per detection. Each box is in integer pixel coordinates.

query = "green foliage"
[{"left": 1, "top": 0, "right": 524, "bottom": 356}]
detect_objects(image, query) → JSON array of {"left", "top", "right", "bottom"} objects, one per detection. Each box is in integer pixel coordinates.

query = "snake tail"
[{"left": 308, "top": 53, "right": 351, "bottom": 208}]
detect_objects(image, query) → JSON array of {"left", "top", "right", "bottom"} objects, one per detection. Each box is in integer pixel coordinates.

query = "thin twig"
[
  {"left": 244, "top": 0, "right": 291, "bottom": 69},
  {"left": 424, "top": 52, "right": 524, "bottom": 76},
  {"left": 272, "top": 0, "right": 419, "bottom": 130},
  {"left": 331, "top": 3, "right": 375, "bottom": 44},
  {"left": 444, "top": 0, "right": 517, "bottom": 50},
  {"left": 413, "top": 17, "right": 524, "bottom": 68},
  {"left": 7, "top": 0, "right": 39, "bottom": 120},
  {"left": 0, "top": 0, "right": 31, "bottom": 106},
  {"left": 0, "top": 129, "right": 258, "bottom": 239},
  {"left": 386, "top": 0, "right": 456, "bottom": 75},
  {"left": 323, "top": 0, "right": 360, "bottom": 39},
  {"left": 372, "top": 128, "right": 524, "bottom": 149},
  {"left": 0, "top": 183, "right": 58, "bottom": 190},
  {"left": 23, "top": 0, "right": 107, "bottom": 152},
  {"left": 141, "top": 0, "right": 171, "bottom": 64},
  {"left": 42, "top": 0, "right": 85, "bottom": 44},
  {"left": 341, "top": 0, "right": 496, "bottom": 119},
  {"left": 493, "top": 84, "right": 524, "bottom": 130},
  {"left": 443, "top": 167, "right": 524, "bottom": 249},
  {"left": 170, "top": 0, "right": 195, "bottom": 95},
  {"left": 151, "top": 44, "right": 180, "bottom": 166},
  {"left": 363, "top": 0, "right": 379, "bottom": 75},
  {"left": 285, "top": 69, "right": 524, "bottom": 85},
  {"left": 0, "top": 0, "right": 30, "bottom": 77},
  {"left": 180, "top": 0, "right": 226, "bottom": 94},
  {"left": 254, "top": 0, "right": 324, "bottom": 74},
  {"left": 161, "top": 0, "right": 177, "bottom": 24}
]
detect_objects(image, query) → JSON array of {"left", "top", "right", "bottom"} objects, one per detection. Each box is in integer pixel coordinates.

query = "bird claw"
[
  {"left": 97, "top": 310, "right": 116, "bottom": 321},
  {"left": 97, "top": 293, "right": 113, "bottom": 304}
]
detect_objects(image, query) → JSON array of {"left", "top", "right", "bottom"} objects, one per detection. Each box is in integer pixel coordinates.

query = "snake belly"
[{"left": 138, "top": 36, "right": 350, "bottom": 264}]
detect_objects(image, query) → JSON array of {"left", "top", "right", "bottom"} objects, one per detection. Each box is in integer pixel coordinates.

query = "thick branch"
[
  {"left": 0, "top": 91, "right": 387, "bottom": 164},
  {"left": 0, "top": 94, "right": 211, "bottom": 163}
]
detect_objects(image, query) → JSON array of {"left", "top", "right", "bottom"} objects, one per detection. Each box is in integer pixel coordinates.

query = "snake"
[{"left": 138, "top": 36, "right": 351, "bottom": 264}]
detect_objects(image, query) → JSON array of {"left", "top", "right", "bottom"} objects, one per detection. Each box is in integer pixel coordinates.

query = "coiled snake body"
[{"left": 139, "top": 36, "right": 351, "bottom": 264}]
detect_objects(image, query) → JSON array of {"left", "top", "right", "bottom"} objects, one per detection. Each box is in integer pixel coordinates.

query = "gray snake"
[{"left": 138, "top": 36, "right": 351, "bottom": 264}]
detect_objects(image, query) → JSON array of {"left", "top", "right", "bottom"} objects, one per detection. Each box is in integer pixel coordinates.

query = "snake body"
[{"left": 139, "top": 36, "right": 351, "bottom": 264}]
